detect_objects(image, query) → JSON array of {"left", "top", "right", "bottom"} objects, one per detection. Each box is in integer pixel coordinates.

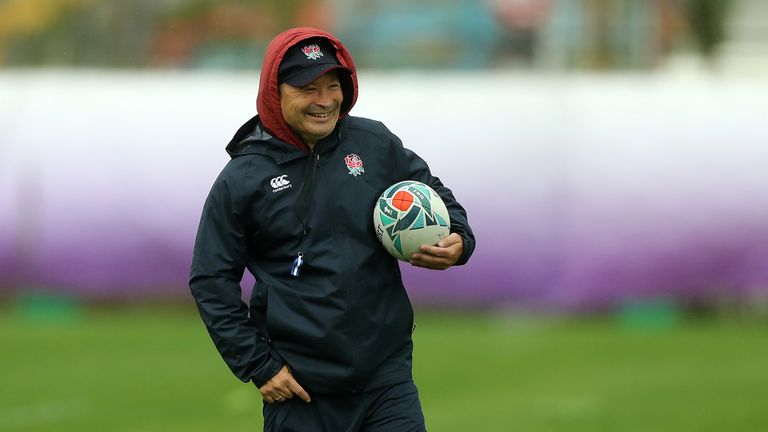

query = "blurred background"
[{"left": 1, "top": 0, "right": 768, "bottom": 431}]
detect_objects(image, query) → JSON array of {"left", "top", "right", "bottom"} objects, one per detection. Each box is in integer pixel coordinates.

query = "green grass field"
[{"left": 1, "top": 304, "right": 767, "bottom": 431}]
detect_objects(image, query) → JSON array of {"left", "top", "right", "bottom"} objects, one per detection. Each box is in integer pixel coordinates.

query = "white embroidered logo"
[{"left": 270, "top": 175, "right": 292, "bottom": 193}]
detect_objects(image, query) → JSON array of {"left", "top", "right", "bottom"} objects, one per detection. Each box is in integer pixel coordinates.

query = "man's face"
[{"left": 280, "top": 71, "right": 343, "bottom": 149}]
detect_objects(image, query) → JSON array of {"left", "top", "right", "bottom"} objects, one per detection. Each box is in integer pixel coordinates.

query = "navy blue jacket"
[{"left": 189, "top": 115, "right": 475, "bottom": 393}]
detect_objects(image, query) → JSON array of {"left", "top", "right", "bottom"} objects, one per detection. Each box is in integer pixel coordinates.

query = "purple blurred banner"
[{"left": 1, "top": 71, "right": 767, "bottom": 310}]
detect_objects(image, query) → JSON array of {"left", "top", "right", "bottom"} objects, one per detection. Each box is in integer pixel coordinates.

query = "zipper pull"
[{"left": 290, "top": 252, "right": 304, "bottom": 277}]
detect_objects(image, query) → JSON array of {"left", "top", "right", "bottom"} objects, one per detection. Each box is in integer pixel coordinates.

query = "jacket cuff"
[
  {"left": 452, "top": 230, "right": 475, "bottom": 266},
  {"left": 250, "top": 354, "right": 285, "bottom": 388}
]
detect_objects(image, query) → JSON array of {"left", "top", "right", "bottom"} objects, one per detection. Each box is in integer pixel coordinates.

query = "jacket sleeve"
[
  {"left": 189, "top": 166, "right": 284, "bottom": 386},
  {"left": 386, "top": 128, "right": 476, "bottom": 265}
]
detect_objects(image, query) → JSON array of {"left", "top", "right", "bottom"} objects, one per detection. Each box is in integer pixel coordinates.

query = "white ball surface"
[{"left": 373, "top": 180, "right": 451, "bottom": 261}]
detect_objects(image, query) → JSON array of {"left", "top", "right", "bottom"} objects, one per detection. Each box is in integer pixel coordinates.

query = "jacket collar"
[{"left": 226, "top": 115, "right": 348, "bottom": 164}]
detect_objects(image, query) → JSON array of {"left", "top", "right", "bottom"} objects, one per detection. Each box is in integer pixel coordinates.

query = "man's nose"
[{"left": 314, "top": 88, "right": 333, "bottom": 106}]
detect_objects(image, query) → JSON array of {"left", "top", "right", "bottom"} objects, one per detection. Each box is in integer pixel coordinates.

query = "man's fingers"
[
  {"left": 419, "top": 244, "right": 443, "bottom": 257},
  {"left": 260, "top": 366, "right": 311, "bottom": 403},
  {"left": 412, "top": 244, "right": 458, "bottom": 269},
  {"left": 412, "top": 234, "right": 464, "bottom": 270},
  {"left": 262, "top": 389, "right": 295, "bottom": 404},
  {"left": 280, "top": 387, "right": 293, "bottom": 399},
  {"left": 289, "top": 381, "right": 311, "bottom": 403},
  {"left": 409, "top": 253, "right": 450, "bottom": 270},
  {"left": 281, "top": 370, "right": 311, "bottom": 402}
]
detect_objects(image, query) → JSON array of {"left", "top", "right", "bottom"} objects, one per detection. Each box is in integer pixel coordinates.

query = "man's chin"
[{"left": 309, "top": 125, "right": 336, "bottom": 139}]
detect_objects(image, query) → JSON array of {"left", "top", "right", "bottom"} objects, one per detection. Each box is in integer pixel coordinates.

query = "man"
[{"left": 190, "top": 27, "right": 475, "bottom": 431}]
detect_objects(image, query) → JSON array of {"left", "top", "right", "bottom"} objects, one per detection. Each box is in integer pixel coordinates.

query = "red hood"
[{"left": 257, "top": 27, "right": 358, "bottom": 152}]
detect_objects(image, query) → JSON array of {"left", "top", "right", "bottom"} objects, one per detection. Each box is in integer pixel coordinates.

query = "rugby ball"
[{"left": 373, "top": 180, "right": 451, "bottom": 261}]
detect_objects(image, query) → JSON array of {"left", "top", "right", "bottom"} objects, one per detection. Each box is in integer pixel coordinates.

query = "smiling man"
[
  {"left": 277, "top": 40, "right": 345, "bottom": 149},
  {"left": 190, "top": 27, "right": 476, "bottom": 432},
  {"left": 279, "top": 71, "right": 342, "bottom": 148}
]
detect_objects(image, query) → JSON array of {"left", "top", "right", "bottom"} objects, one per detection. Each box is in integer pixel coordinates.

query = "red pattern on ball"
[{"left": 392, "top": 191, "right": 414, "bottom": 211}]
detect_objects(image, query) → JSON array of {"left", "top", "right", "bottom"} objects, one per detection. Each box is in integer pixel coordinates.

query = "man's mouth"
[{"left": 307, "top": 112, "right": 331, "bottom": 118}]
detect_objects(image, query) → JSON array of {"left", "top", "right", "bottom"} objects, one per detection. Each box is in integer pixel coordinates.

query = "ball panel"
[
  {"left": 392, "top": 190, "right": 414, "bottom": 211},
  {"left": 379, "top": 212, "right": 396, "bottom": 227}
]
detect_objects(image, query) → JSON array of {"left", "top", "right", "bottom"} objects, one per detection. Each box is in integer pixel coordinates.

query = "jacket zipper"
[{"left": 291, "top": 150, "right": 320, "bottom": 276}]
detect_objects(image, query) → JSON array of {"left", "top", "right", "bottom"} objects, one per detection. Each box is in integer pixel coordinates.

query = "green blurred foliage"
[
  {"left": 0, "top": 0, "right": 319, "bottom": 68},
  {"left": 686, "top": 0, "right": 732, "bottom": 57},
  {"left": 0, "top": 0, "right": 743, "bottom": 70}
]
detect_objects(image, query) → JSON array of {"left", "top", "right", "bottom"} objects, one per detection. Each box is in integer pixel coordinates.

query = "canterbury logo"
[
  {"left": 270, "top": 175, "right": 292, "bottom": 193},
  {"left": 270, "top": 175, "right": 290, "bottom": 188}
]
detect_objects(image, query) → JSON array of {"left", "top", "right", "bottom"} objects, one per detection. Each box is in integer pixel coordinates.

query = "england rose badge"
[{"left": 344, "top": 154, "right": 365, "bottom": 177}]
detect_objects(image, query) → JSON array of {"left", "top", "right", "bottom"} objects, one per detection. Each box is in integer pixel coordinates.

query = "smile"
[{"left": 307, "top": 112, "right": 331, "bottom": 118}]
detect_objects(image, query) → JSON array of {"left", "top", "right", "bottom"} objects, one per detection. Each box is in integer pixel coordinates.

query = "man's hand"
[
  {"left": 259, "top": 365, "right": 311, "bottom": 404},
  {"left": 409, "top": 232, "right": 464, "bottom": 270}
]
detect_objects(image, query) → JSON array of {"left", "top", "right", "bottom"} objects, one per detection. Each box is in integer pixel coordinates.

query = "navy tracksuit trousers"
[{"left": 263, "top": 380, "right": 426, "bottom": 432}]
